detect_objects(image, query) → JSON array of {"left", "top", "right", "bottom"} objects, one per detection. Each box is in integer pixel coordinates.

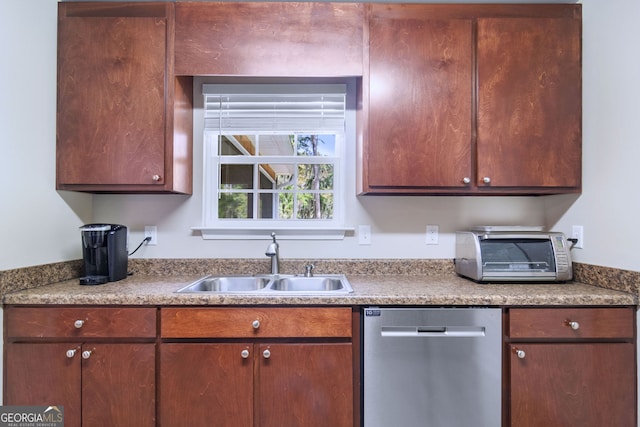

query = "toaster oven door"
[{"left": 479, "top": 238, "right": 556, "bottom": 278}]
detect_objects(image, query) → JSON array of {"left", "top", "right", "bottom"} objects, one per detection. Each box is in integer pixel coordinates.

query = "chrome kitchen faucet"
[{"left": 265, "top": 232, "right": 280, "bottom": 275}]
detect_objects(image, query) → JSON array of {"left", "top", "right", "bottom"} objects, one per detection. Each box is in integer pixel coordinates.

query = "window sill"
[{"left": 192, "top": 227, "right": 354, "bottom": 240}]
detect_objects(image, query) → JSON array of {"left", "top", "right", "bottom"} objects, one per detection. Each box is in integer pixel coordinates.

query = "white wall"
[
  {"left": 546, "top": 0, "right": 640, "bottom": 273},
  {"left": 1, "top": 0, "right": 639, "bottom": 274},
  {"left": 0, "top": 0, "right": 92, "bottom": 271}
]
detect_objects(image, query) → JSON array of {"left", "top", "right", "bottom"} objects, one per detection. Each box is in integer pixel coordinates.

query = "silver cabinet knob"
[
  {"left": 252, "top": 320, "right": 260, "bottom": 329},
  {"left": 241, "top": 349, "right": 250, "bottom": 359},
  {"left": 152, "top": 174, "right": 162, "bottom": 182},
  {"left": 462, "top": 177, "right": 471, "bottom": 185},
  {"left": 482, "top": 176, "right": 491, "bottom": 184},
  {"left": 66, "top": 348, "right": 78, "bottom": 358},
  {"left": 74, "top": 319, "right": 85, "bottom": 329},
  {"left": 514, "top": 348, "right": 526, "bottom": 359},
  {"left": 263, "top": 349, "right": 271, "bottom": 359},
  {"left": 81, "top": 349, "right": 93, "bottom": 360},
  {"left": 567, "top": 320, "right": 580, "bottom": 330}
]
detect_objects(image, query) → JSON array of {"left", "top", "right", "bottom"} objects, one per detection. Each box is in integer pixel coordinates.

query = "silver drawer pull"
[
  {"left": 513, "top": 348, "right": 526, "bottom": 359},
  {"left": 263, "top": 349, "right": 271, "bottom": 359},
  {"left": 74, "top": 319, "right": 85, "bottom": 329},
  {"left": 252, "top": 320, "right": 260, "bottom": 329},
  {"left": 566, "top": 320, "right": 580, "bottom": 330},
  {"left": 66, "top": 348, "right": 78, "bottom": 358},
  {"left": 241, "top": 349, "right": 250, "bottom": 359},
  {"left": 82, "top": 349, "right": 93, "bottom": 360}
]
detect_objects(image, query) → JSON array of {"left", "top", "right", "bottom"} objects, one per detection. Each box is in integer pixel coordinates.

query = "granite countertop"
[{"left": 2, "top": 273, "right": 636, "bottom": 306}]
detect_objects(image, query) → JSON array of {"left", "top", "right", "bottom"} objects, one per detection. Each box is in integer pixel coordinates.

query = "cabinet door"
[
  {"left": 509, "top": 343, "right": 635, "bottom": 427},
  {"left": 81, "top": 343, "right": 155, "bottom": 427},
  {"left": 257, "top": 343, "right": 353, "bottom": 427},
  {"left": 477, "top": 16, "right": 581, "bottom": 190},
  {"left": 56, "top": 3, "right": 189, "bottom": 192},
  {"left": 159, "top": 343, "right": 254, "bottom": 427},
  {"left": 5, "top": 343, "right": 82, "bottom": 427},
  {"left": 367, "top": 10, "right": 473, "bottom": 191}
]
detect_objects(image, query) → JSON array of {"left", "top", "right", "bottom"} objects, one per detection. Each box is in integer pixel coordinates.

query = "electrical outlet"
[
  {"left": 144, "top": 226, "right": 158, "bottom": 245},
  {"left": 426, "top": 225, "right": 439, "bottom": 245},
  {"left": 571, "top": 225, "right": 583, "bottom": 249},
  {"left": 358, "top": 225, "right": 372, "bottom": 245}
]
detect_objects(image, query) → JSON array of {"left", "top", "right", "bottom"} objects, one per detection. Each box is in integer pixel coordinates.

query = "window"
[{"left": 200, "top": 84, "right": 348, "bottom": 239}]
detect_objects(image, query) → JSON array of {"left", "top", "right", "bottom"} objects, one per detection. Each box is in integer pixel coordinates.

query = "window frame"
[{"left": 196, "top": 82, "right": 352, "bottom": 240}]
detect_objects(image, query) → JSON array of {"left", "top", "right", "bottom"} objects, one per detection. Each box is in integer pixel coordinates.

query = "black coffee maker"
[{"left": 79, "top": 224, "right": 128, "bottom": 285}]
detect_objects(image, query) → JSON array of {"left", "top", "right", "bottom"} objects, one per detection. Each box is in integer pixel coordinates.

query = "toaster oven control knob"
[
  {"left": 482, "top": 176, "right": 491, "bottom": 184},
  {"left": 462, "top": 177, "right": 471, "bottom": 185},
  {"left": 74, "top": 319, "right": 85, "bottom": 329},
  {"left": 513, "top": 348, "right": 526, "bottom": 359},
  {"left": 567, "top": 320, "right": 580, "bottom": 330}
]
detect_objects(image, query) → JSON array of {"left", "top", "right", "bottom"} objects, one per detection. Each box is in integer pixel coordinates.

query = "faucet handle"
[
  {"left": 304, "top": 263, "right": 315, "bottom": 277},
  {"left": 271, "top": 232, "right": 277, "bottom": 243}
]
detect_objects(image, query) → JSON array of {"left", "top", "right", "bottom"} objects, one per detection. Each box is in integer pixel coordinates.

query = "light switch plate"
[{"left": 358, "top": 225, "right": 371, "bottom": 245}]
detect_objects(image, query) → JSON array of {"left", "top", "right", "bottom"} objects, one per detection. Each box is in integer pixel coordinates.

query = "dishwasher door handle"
[{"left": 381, "top": 326, "right": 486, "bottom": 337}]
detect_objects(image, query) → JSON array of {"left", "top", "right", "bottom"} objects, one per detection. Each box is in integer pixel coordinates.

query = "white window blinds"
[{"left": 203, "top": 84, "right": 346, "bottom": 133}]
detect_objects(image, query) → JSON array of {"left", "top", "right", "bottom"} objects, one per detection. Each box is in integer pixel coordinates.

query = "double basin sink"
[{"left": 176, "top": 274, "right": 353, "bottom": 295}]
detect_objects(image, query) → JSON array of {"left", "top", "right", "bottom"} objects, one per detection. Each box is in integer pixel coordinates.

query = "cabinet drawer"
[
  {"left": 161, "top": 307, "right": 352, "bottom": 338},
  {"left": 6, "top": 307, "right": 157, "bottom": 339},
  {"left": 509, "top": 308, "right": 634, "bottom": 339}
]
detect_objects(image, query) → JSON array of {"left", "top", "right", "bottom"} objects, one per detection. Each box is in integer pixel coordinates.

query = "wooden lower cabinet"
[
  {"left": 5, "top": 342, "right": 155, "bottom": 427},
  {"left": 160, "top": 343, "right": 254, "bottom": 426},
  {"left": 159, "top": 307, "right": 355, "bottom": 427},
  {"left": 506, "top": 307, "right": 636, "bottom": 427},
  {"left": 5, "top": 304, "right": 636, "bottom": 427},
  {"left": 257, "top": 343, "right": 353, "bottom": 426},
  {"left": 4, "top": 306, "right": 157, "bottom": 427},
  {"left": 160, "top": 342, "right": 353, "bottom": 427},
  {"left": 5, "top": 343, "right": 81, "bottom": 423},
  {"left": 509, "top": 342, "right": 635, "bottom": 427}
]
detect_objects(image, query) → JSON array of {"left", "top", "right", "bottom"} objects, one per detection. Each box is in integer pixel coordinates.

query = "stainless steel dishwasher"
[{"left": 363, "top": 307, "right": 502, "bottom": 427}]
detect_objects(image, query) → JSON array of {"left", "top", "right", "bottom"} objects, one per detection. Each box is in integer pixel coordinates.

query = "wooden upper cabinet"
[
  {"left": 56, "top": 3, "right": 193, "bottom": 193},
  {"left": 360, "top": 4, "right": 582, "bottom": 195},
  {"left": 174, "top": 2, "right": 364, "bottom": 76},
  {"left": 477, "top": 15, "right": 582, "bottom": 191},
  {"left": 367, "top": 7, "right": 473, "bottom": 190}
]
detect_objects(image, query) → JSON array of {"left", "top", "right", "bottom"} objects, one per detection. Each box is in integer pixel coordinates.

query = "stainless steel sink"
[
  {"left": 270, "top": 276, "right": 346, "bottom": 292},
  {"left": 176, "top": 274, "right": 353, "bottom": 294},
  {"left": 180, "top": 276, "right": 271, "bottom": 292}
]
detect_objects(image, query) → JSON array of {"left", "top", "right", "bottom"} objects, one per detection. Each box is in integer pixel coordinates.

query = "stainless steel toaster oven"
[{"left": 455, "top": 228, "right": 573, "bottom": 282}]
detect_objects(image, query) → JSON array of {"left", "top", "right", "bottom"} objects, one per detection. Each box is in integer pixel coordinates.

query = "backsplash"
[
  {"left": 573, "top": 263, "right": 640, "bottom": 296},
  {"left": 0, "top": 259, "right": 83, "bottom": 296},
  {"left": 128, "top": 258, "right": 455, "bottom": 277},
  {"left": 1, "top": 258, "right": 638, "bottom": 300}
]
